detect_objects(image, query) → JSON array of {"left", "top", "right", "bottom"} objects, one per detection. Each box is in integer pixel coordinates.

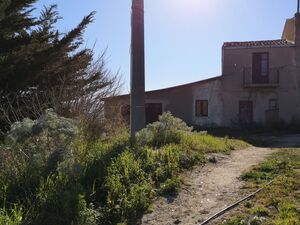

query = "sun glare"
[{"left": 169, "top": 0, "right": 219, "bottom": 17}]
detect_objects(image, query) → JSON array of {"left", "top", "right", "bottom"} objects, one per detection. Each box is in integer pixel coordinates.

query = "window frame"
[
  {"left": 195, "top": 100, "right": 208, "bottom": 117},
  {"left": 252, "top": 52, "right": 270, "bottom": 83}
]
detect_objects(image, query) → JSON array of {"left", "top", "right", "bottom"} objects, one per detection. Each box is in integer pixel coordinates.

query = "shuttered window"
[
  {"left": 252, "top": 52, "right": 269, "bottom": 84},
  {"left": 195, "top": 100, "right": 208, "bottom": 117}
]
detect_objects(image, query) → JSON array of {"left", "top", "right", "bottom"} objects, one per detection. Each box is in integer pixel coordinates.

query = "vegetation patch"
[
  {"left": 0, "top": 112, "right": 248, "bottom": 225},
  {"left": 220, "top": 149, "right": 300, "bottom": 225}
]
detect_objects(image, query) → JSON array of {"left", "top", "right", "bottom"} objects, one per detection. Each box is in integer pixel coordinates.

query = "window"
[
  {"left": 195, "top": 100, "right": 208, "bottom": 117},
  {"left": 260, "top": 53, "right": 269, "bottom": 76},
  {"left": 252, "top": 52, "right": 269, "bottom": 83},
  {"left": 269, "top": 99, "right": 278, "bottom": 110}
]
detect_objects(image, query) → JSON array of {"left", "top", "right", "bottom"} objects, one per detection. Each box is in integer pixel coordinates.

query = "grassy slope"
[
  {"left": 219, "top": 149, "right": 300, "bottom": 225},
  {"left": 0, "top": 132, "right": 248, "bottom": 225},
  {"left": 101, "top": 133, "right": 248, "bottom": 225}
]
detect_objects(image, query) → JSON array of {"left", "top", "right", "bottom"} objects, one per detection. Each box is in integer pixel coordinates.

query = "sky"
[{"left": 34, "top": 0, "right": 296, "bottom": 93}]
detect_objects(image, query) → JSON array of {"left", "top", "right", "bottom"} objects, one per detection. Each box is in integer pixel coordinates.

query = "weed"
[
  {"left": 249, "top": 205, "right": 269, "bottom": 217},
  {"left": 219, "top": 149, "right": 300, "bottom": 225},
  {"left": 220, "top": 216, "right": 247, "bottom": 225},
  {"left": 0, "top": 112, "right": 248, "bottom": 225},
  {"left": 159, "top": 177, "right": 181, "bottom": 196}
]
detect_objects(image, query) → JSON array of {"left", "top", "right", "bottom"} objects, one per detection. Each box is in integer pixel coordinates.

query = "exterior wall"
[
  {"left": 104, "top": 78, "right": 223, "bottom": 127},
  {"left": 282, "top": 18, "right": 295, "bottom": 42},
  {"left": 192, "top": 80, "right": 223, "bottom": 127},
  {"left": 221, "top": 46, "right": 300, "bottom": 126}
]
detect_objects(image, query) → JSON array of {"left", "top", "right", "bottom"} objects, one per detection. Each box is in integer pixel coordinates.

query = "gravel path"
[{"left": 141, "top": 147, "right": 274, "bottom": 225}]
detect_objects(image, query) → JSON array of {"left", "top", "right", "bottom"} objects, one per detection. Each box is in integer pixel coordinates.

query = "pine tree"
[{"left": 0, "top": 1, "right": 119, "bottom": 132}]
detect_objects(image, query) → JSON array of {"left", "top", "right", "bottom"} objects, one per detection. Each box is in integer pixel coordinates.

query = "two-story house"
[
  {"left": 222, "top": 13, "right": 300, "bottom": 126},
  {"left": 105, "top": 12, "right": 300, "bottom": 127}
]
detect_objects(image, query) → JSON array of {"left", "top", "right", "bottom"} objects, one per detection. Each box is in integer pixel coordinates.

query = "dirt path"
[{"left": 141, "top": 147, "right": 274, "bottom": 225}]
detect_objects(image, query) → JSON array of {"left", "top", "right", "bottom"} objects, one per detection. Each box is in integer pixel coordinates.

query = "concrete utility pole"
[
  {"left": 295, "top": 0, "right": 300, "bottom": 67},
  {"left": 130, "top": 0, "right": 146, "bottom": 136}
]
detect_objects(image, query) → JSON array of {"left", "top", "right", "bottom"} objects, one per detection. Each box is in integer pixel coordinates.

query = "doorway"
[
  {"left": 146, "top": 103, "right": 162, "bottom": 124},
  {"left": 239, "top": 101, "right": 253, "bottom": 125}
]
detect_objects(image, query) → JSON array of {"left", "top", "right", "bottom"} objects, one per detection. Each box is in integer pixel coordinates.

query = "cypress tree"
[{"left": 0, "top": 1, "right": 118, "bottom": 131}]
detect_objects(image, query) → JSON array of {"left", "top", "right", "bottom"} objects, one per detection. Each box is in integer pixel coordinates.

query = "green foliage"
[
  {"left": 158, "top": 177, "right": 181, "bottom": 195},
  {"left": 77, "top": 195, "right": 100, "bottom": 225},
  {"left": 5, "top": 109, "right": 78, "bottom": 145},
  {"left": 220, "top": 217, "right": 247, "bottom": 225},
  {"left": 274, "top": 202, "right": 300, "bottom": 225},
  {"left": 0, "top": 205, "right": 23, "bottom": 225},
  {"left": 0, "top": 0, "right": 95, "bottom": 93},
  {"left": 0, "top": 111, "right": 246, "bottom": 225},
  {"left": 241, "top": 151, "right": 296, "bottom": 183},
  {"left": 136, "top": 112, "right": 193, "bottom": 147},
  {"left": 240, "top": 171, "right": 272, "bottom": 182},
  {"left": 103, "top": 150, "right": 154, "bottom": 224},
  {"left": 221, "top": 149, "right": 300, "bottom": 225},
  {"left": 0, "top": 0, "right": 118, "bottom": 135},
  {"left": 29, "top": 174, "right": 99, "bottom": 225},
  {"left": 249, "top": 205, "right": 269, "bottom": 217},
  {"left": 2, "top": 109, "right": 79, "bottom": 181}
]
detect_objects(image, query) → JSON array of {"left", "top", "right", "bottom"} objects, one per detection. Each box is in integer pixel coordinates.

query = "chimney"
[{"left": 130, "top": 0, "right": 146, "bottom": 136}]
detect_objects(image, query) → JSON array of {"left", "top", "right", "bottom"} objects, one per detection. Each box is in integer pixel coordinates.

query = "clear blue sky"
[{"left": 34, "top": 0, "right": 296, "bottom": 93}]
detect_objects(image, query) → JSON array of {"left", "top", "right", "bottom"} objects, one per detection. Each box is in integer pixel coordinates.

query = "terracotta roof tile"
[{"left": 223, "top": 39, "right": 294, "bottom": 48}]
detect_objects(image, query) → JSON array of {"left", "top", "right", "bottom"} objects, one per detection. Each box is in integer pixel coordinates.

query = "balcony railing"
[{"left": 243, "top": 67, "right": 280, "bottom": 88}]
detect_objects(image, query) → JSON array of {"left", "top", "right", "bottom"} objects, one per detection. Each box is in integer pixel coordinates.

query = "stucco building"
[{"left": 105, "top": 12, "right": 300, "bottom": 128}]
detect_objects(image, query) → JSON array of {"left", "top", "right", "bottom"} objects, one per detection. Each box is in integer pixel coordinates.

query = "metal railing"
[{"left": 243, "top": 67, "right": 280, "bottom": 87}]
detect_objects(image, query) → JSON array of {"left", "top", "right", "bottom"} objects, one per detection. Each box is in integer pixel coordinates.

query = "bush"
[
  {"left": 136, "top": 112, "right": 193, "bottom": 147},
  {"left": 0, "top": 110, "right": 81, "bottom": 208},
  {"left": 158, "top": 177, "right": 181, "bottom": 196},
  {"left": 0, "top": 111, "right": 245, "bottom": 225},
  {"left": 3, "top": 109, "right": 79, "bottom": 177},
  {"left": 103, "top": 150, "right": 154, "bottom": 224}
]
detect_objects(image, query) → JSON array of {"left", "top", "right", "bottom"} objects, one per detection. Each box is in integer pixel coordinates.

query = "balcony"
[{"left": 243, "top": 67, "right": 280, "bottom": 88}]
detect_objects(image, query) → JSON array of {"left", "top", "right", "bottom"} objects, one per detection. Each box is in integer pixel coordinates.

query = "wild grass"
[
  {"left": 220, "top": 149, "right": 300, "bottom": 225},
  {"left": 0, "top": 112, "right": 248, "bottom": 225}
]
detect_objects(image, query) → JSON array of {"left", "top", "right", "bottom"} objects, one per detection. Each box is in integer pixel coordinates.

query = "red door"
[{"left": 239, "top": 101, "right": 253, "bottom": 125}]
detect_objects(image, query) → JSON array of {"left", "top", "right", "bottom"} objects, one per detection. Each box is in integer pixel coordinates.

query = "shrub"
[
  {"left": 32, "top": 174, "right": 100, "bottom": 225},
  {"left": 3, "top": 109, "right": 79, "bottom": 177},
  {"left": 0, "top": 111, "right": 87, "bottom": 225},
  {"left": 103, "top": 150, "right": 154, "bottom": 224},
  {"left": 77, "top": 195, "right": 100, "bottom": 225},
  {"left": 136, "top": 112, "right": 193, "bottom": 147},
  {"left": 0, "top": 111, "right": 246, "bottom": 225},
  {"left": 158, "top": 177, "right": 181, "bottom": 196},
  {"left": 5, "top": 109, "right": 78, "bottom": 146}
]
